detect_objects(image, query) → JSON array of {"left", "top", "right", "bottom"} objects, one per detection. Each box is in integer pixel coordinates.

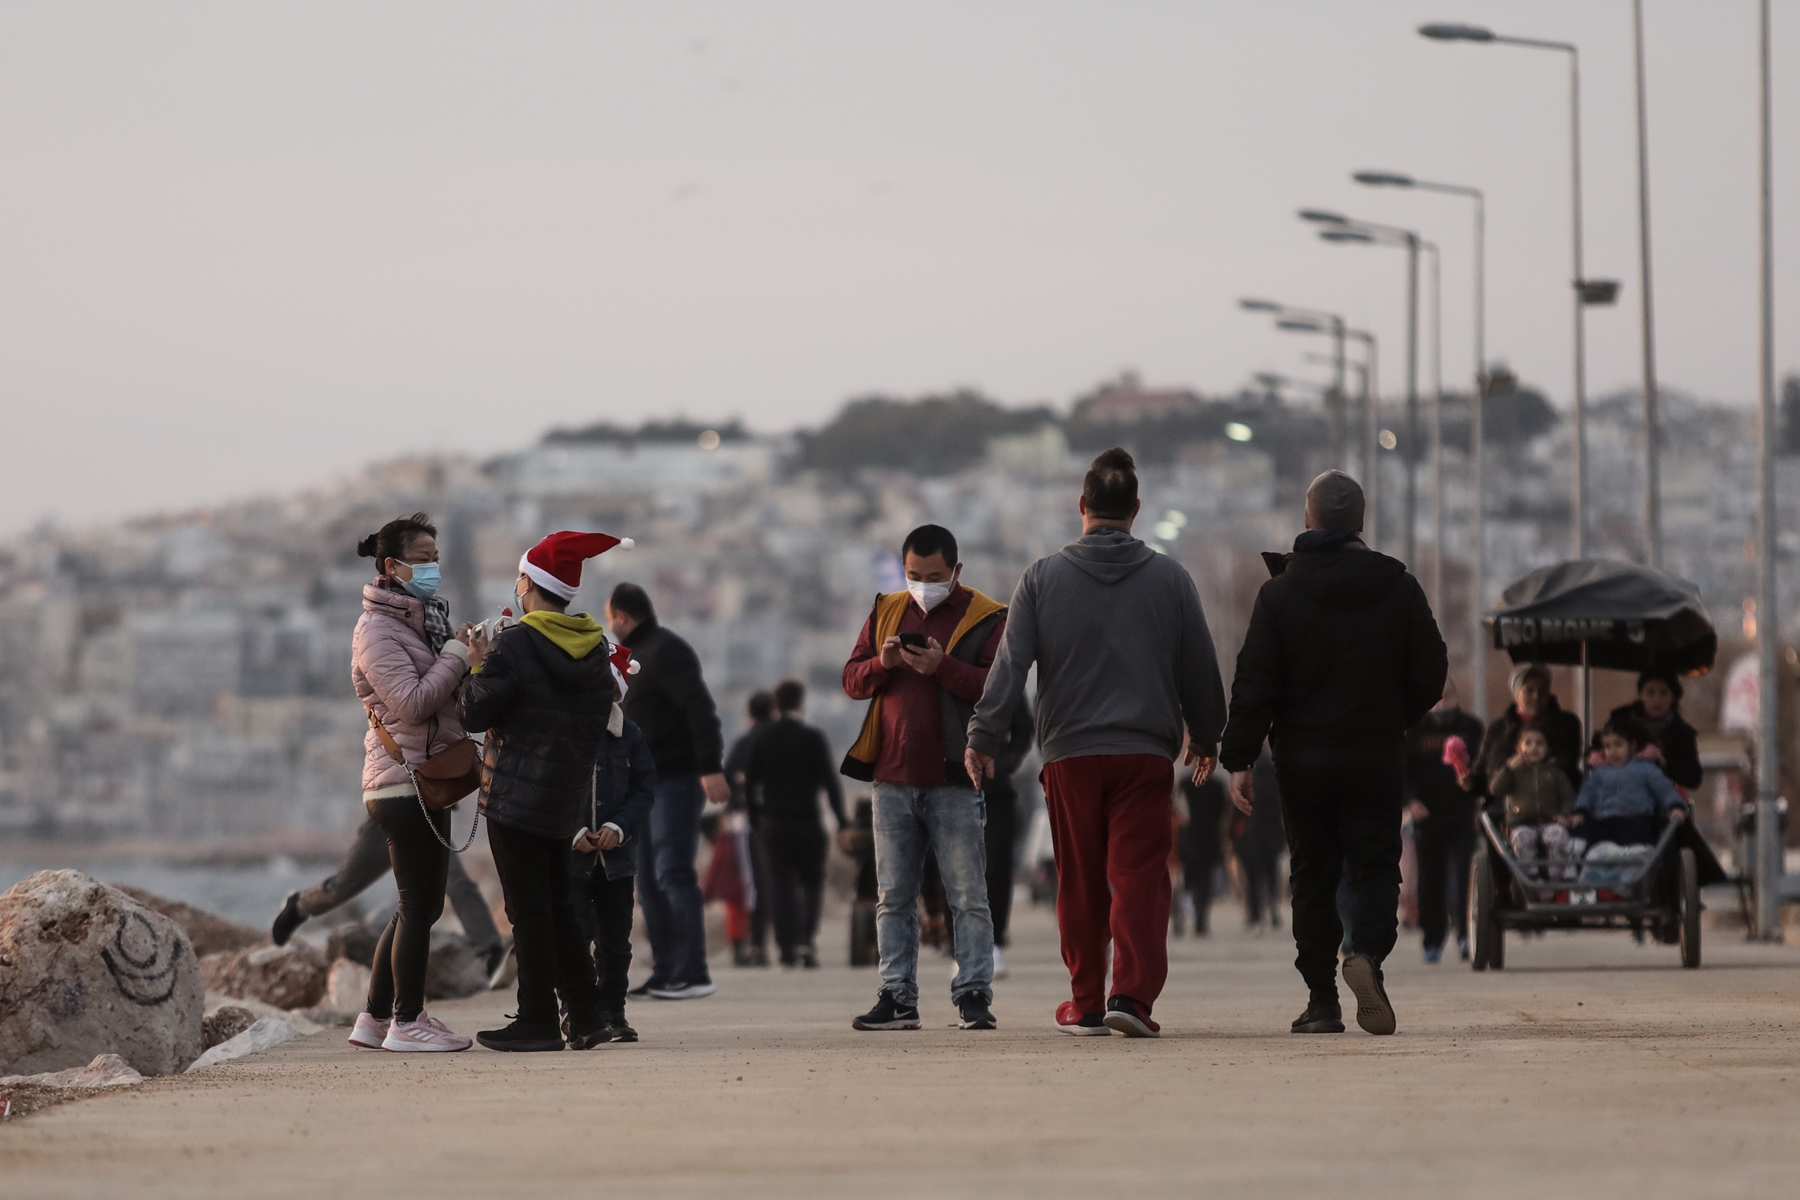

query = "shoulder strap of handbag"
[{"left": 367, "top": 706, "right": 407, "bottom": 766}]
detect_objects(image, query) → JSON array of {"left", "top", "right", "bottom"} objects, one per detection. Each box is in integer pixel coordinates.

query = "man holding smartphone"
[{"left": 841, "top": 524, "right": 1006, "bottom": 1032}]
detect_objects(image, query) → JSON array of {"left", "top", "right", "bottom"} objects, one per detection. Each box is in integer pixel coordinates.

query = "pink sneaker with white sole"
[
  {"left": 348, "top": 1012, "right": 389, "bottom": 1049},
  {"left": 381, "top": 1011, "right": 472, "bottom": 1052}
]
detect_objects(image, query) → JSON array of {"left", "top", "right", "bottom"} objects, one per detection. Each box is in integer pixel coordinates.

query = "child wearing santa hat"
[{"left": 457, "top": 529, "right": 631, "bottom": 1052}]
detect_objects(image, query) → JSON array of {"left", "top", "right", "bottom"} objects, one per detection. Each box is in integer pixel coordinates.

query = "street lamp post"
[
  {"left": 1420, "top": 22, "right": 1613, "bottom": 564},
  {"left": 1753, "top": 0, "right": 1783, "bottom": 939},
  {"left": 1355, "top": 170, "right": 1489, "bottom": 718},
  {"left": 1632, "top": 0, "right": 1665, "bottom": 568},
  {"left": 1300, "top": 209, "right": 1430, "bottom": 571}
]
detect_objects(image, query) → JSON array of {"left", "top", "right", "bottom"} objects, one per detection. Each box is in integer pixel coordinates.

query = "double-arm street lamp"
[
  {"left": 1355, "top": 169, "right": 1489, "bottom": 718},
  {"left": 1420, "top": 22, "right": 1620, "bottom": 563},
  {"left": 1239, "top": 298, "right": 1348, "bottom": 470}
]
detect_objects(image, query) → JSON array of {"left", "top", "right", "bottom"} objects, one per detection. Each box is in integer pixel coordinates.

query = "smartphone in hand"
[{"left": 897, "top": 632, "right": 928, "bottom": 650}]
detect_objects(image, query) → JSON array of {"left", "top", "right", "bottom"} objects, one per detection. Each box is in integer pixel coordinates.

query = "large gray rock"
[
  {"left": 0, "top": 870, "right": 205, "bottom": 1077},
  {"left": 424, "top": 928, "right": 489, "bottom": 1000}
]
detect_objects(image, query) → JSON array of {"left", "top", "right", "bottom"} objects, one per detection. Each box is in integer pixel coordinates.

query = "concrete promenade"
[{"left": 4, "top": 900, "right": 1799, "bottom": 1199}]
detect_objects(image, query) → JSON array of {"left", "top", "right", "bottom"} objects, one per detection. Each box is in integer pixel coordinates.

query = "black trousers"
[
  {"left": 758, "top": 819, "right": 826, "bottom": 959},
  {"left": 984, "top": 779, "right": 1018, "bottom": 947},
  {"left": 1239, "top": 848, "right": 1281, "bottom": 925},
  {"left": 569, "top": 865, "right": 636, "bottom": 1013},
  {"left": 296, "top": 814, "right": 502, "bottom": 951},
  {"left": 1276, "top": 743, "right": 1405, "bottom": 998},
  {"left": 1414, "top": 811, "right": 1474, "bottom": 950},
  {"left": 365, "top": 796, "right": 449, "bottom": 1023},
  {"left": 488, "top": 821, "right": 601, "bottom": 1028}
]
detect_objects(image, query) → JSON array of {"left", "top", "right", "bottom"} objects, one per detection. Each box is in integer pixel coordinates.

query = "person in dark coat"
[
  {"left": 1220, "top": 470, "right": 1447, "bottom": 1037},
  {"left": 1469, "top": 663, "right": 1584, "bottom": 796},
  {"left": 1404, "top": 684, "right": 1485, "bottom": 964},
  {"left": 567, "top": 691, "right": 657, "bottom": 1045},
  {"left": 459, "top": 531, "right": 622, "bottom": 1052},
  {"left": 1606, "top": 668, "right": 1703, "bottom": 791},
  {"left": 743, "top": 679, "right": 846, "bottom": 968},
  {"left": 1178, "top": 770, "right": 1227, "bottom": 936},
  {"left": 723, "top": 691, "right": 777, "bottom": 967},
  {"left": 983, "top": 698, "right": 1036, "bottom": 973},
  {"left": 608, "top": 582, "right": 729, "bottom": 1000},
  {"left": 1233, "top": 753, "right": 1286, "bottom": 929}
]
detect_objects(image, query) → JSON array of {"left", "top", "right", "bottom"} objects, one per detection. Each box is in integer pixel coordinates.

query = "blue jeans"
[
  {"left": 872, "top": 783, "right": 995, "bottom": 1007},
  {"left": 636, "top": 774, "right": 710, "bottom": 986}
]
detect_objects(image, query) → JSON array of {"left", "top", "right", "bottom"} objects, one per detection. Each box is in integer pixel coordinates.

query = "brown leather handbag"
[{"left": 367, "top": 708, "right": 484, "bottom": 850}]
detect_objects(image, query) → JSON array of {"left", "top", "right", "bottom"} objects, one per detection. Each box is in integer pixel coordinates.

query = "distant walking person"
[
  {"left": 346, "top": 513, "right": 480, "bottom": 1053},
  {"left": 608, "top": 582, "right": 730, "bottom": 1001},
  {"left": 842, "top": 523, "right": 1003, "bottom": 1032},
  {"left": 460, "top": 531, "right": 624, "bottom": 1052},
  {"left": 743, "top": 679, "right": 846, "bottom": 968},
  {"left": 1233, "top": 753, "right": 1285, "bottom": 930},
  {"left": 722, "top": 690, "right": 777, "bottom": 967},
  {"left": 1178, "top": 768, "right": 1228, "bottom": 937},
  {"left": 1404, "top": 682, "right": 1485, "bottom": 963},
  {"left": 982, "top": 700, "right": 1036, "bottom": 977},
  {"left": 1219, "top": 471, "right": 1447, "bottom": 1036},
  {"left": 968, "top": 448, "right": 1227, "bottom": 1039}
]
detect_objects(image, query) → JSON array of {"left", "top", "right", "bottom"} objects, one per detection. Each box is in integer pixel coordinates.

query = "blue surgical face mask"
[{"left": 400, "top": 562, "right": 441, "bottom": 599}]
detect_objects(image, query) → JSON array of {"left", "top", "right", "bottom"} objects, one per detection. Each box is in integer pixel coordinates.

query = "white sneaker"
[
  {"left": 381, "top": 1010, "right": 472, "bottom": 1052},
  {"left": 648, "top": 980, "right": 717, "bottom": 1000},
  {"left": 992, "top": 946, "right": 1009, "bottom": 980},
  {"left": 348, "top": 1012, "right": 389, "bottom": 1049}
]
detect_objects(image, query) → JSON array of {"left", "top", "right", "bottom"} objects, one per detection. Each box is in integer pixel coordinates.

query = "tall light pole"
[
  {"left": 1300, "top": 208, "right": 1429, "bottom": 570},
  {"left": 1240, "top": 298, "right": 1351, "bottom": 472},
  {"left": 1632, "top": 0, "right": 1665, "bottom": 568},
  {"left": 1355, "top": 170, "right": 1489, "bottom": 718},
  {"left": 1753, "top": 0, "right": 1783, "bottom": 940},
  {"left": 1420, "top": 22, "right": 1618, "bottom": 564}
]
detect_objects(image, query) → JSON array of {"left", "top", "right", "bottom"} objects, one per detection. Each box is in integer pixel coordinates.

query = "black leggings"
[{"left": 364, "top": 796, "right": 450, "bottom": 1023}]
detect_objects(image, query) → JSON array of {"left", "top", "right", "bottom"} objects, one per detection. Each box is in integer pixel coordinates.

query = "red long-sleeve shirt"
[{"left": 841, "top": 587, "right": 1005, "bottom": 786}]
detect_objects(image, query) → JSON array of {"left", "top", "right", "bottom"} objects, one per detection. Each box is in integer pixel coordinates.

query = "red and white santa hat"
[
  {"left": 518, "top": 530, "right": 633, "bottom": 600},
  {"left": 608, "top": 642, "right": 641, "bottom": 695}
]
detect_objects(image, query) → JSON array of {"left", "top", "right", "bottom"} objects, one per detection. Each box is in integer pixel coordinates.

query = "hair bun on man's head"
[{"left": 356, "top": 533, "right": 380, "bottom": 558}]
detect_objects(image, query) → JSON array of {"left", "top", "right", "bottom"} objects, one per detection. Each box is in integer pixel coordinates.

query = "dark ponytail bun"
[{"left": 359, "top": 513, "right": 437, "bottom": 569}]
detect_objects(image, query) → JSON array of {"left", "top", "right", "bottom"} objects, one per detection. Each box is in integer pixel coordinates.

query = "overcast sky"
[{"left": 2, "top": 1, "right": 1795, "bottom": 532}]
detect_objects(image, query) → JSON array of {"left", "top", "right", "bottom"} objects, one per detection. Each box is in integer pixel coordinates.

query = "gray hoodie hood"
[{"left": 1058, "top": 527, "right": 1156, "bottom": 585}]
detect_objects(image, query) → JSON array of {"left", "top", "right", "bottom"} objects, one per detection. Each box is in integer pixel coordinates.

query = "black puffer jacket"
[
  {"left": 1220, "top": 533, "right": 1448, "bottom": 771},
  {"left": 458, "top": 621, "right": 614, "bottom": 840}
]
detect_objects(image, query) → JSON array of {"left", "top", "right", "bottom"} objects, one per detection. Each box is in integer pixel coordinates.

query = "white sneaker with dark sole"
[{"left": 1341, "top": 953, "right": 1396, "bottom": 1035}]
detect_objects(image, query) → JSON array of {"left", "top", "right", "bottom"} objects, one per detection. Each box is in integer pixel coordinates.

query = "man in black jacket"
[
  {"left": 459, "top": 531, "right": 622, "bottom": 1052},
  {"left": 607, "top": 582, "right": 728, "bottom": 1000},
  {"left": 744, "top": 679, "right": 846, "bottom": 967},
  {"left": 1220, "top": 471, "right": 1447, "bottom": 1036}
]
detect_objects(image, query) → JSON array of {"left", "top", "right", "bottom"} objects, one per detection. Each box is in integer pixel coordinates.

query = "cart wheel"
[
  {"left": 1679, "top": 847, "right": 1701, "bottom": 969},
  {"left": 1470, "top": 850, "right": 1494, "bottom": 972}
]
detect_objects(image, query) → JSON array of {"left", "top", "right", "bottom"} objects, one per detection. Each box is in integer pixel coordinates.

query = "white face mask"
[{"left": 907, "top": 572, "right": 957, "bottom": 614}]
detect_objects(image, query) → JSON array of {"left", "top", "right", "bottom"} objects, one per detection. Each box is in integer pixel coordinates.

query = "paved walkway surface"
[{"left": 4, "top": 900, "right": 1799, "bottom": 1199}]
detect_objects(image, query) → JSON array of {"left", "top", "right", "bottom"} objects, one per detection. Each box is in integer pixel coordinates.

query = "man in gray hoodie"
[{"left": 966, "top": 447, "right": 1226, "bottom": 1038}]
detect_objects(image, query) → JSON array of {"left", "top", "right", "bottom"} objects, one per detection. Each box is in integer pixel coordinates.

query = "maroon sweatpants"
[{"left": 1041, "top": 752, "right": 1175, "bottom": 1016}]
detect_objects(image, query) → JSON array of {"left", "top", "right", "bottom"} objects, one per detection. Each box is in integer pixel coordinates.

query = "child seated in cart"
[
  {"left": 1489, "top": 727, "right": 1578, "bottom": 868},
  {"left": 1571, "top": 718, "right": 1687, "bottom": 849}
]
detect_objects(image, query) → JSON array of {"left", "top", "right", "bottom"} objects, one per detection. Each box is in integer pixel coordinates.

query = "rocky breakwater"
[{"left": 0, "top": 870, "right": 205, "bottom": 1077}]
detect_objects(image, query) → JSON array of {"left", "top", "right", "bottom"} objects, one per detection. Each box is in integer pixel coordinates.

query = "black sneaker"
[
  {"left": 798, "top": 944, "right": 820, "bottom": 970},
  {"left": 476, "top": 1016, "right": 565, "bottom": 1052},
  {"left": 852, "top": 989, "right": 921, "bottom": 1031},
  {"left": 270, "top": 892, "right": 303, "bottom": 947},
  {"left": 956, "top": 994, "right": 997, "bottom": 1030},
  {"left": 564, "top": 1008, "right": 612, "bottom": 1051},
  {"left": 1101, "top": 995, "right": 1160, "bottom": 1038},
  {"left": 603, "top": 1010, "right": 638, "bottom": 1043},
  {"left": 625, "top": 981, "right": 659, "bottom": 1000},
  {"left": 1341, "top": 953, "right": 1396, "bottom": 1035},
  {"left": 1291, "top": 997, "right": 1345, "bottom": 1033}
]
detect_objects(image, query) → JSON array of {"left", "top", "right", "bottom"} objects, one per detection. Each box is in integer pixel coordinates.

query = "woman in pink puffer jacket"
[{"left": 346, "top": 512, "right": 483, "bottom": 1054}]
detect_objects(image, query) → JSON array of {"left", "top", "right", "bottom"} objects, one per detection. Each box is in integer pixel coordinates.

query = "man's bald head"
[{"left": 1304, "top": 470, "right": 1366, "bottom": 533}]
